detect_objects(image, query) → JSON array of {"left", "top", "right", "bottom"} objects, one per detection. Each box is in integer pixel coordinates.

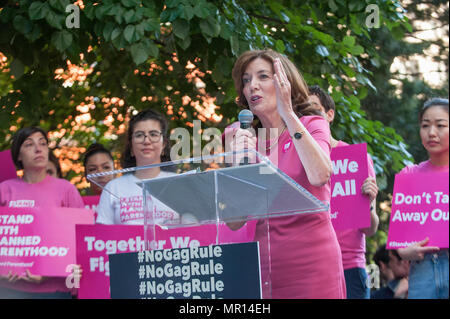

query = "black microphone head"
[{"left": 238, "top": 109, "right": 254, "bottom": 129}]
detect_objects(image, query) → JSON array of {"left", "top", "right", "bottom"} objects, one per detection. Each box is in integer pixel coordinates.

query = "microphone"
[
  {"left": 238, "top": 109, "right": 254, "bottom": 129},
  {"left": 238, "top": 109, "right": 254, "bottom": 165}
]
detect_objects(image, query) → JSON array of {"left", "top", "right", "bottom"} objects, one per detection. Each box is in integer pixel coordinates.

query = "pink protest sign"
[
  {"left": 0, "top": 207, "right": 94, "bottom": 277},
  {"left": 82, "top": 195, "right": 100, "bottom": 220},
  {"left": 76, "top": 222, "right": 257, "bottom": 299},
  {"left": 0, "top": 149, "right": 17, "bottom": 183},
  {"left": 330, "top": 143, "right": 371, "bottom": 230},
  {"left": 82, "top": 195, "right": 100, "bottom": 211},
  {"left": 387, "top": 172, "right": 449, "bottom": 249}
]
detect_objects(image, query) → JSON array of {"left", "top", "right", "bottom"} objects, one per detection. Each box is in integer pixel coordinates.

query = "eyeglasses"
[{"left": 132, "top": 130, "right": 163, "bottom": 143}]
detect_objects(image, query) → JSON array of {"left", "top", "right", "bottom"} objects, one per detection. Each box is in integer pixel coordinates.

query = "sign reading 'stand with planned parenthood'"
[{"left": 109, "top": 242, "right": 261, "bottom": 299}]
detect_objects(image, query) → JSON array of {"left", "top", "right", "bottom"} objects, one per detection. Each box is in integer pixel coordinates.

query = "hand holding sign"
[
  {"left": 0, "top": 271, "right": 19, "bottom": 283},
  {"left": 397, "top": 237, "right": 440, "bottom": 261},
  {"left": 387, "top": 172, "right": 449, "bottom": 249},
  {"left": 361, "top": 176, "right": 378, "bottom": 203},
  {"left": 21, "top": 269, "right": 46, "bottom": 284}
]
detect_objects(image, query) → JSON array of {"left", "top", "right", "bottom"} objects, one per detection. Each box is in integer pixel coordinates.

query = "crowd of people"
[{"left": 0, "top": 49, "right": 448, "bottom": 299}]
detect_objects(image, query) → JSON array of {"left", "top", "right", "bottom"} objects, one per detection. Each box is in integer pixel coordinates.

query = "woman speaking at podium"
[{"left": 229, "top": 49, "right": 346, "bottom": 299}]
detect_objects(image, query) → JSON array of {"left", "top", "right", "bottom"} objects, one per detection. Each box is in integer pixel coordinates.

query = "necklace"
[{"left": 262, "top": 125, "right": 287, "bottom": 151}]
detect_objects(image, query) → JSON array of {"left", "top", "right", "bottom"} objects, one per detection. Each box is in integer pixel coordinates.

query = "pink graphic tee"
[
  {"left": 0, "top": 175, "right": 84, "bottom": 209},
  {"left": 96, "top": 171, "right": 178, "bottom": 225}
]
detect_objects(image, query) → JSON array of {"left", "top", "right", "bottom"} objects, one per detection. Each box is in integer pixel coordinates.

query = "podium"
[{"left": 88, "top": 150, "right": 328, "bottom": 299}]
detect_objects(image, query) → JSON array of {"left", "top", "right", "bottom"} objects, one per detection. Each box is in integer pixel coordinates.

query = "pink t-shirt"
[
  {"left": 248, "top": 116, "right": 346, "bottom": 298},
  {"left": 399, "top": 159, "right": 449, "bottom": 174},
  {"left": 333, "top": 141, "right": 377, "bottom": 270},
  {"left": 0, "top": 175, "right": 84, "bottom": 294}
]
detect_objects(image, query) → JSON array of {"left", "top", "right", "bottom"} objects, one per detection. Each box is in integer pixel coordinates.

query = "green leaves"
[
  {"left": 342, "top": 35, "right": 364, "bottom": 56},
  {"left": 130, "top": 42, "right": 148, "bottom": 65},
  {"left": 1, "top": 0, "right": 440, "bottom": 270},
  {"left": 51, "top": 30, "right": 73, "bottom": 52},
  {"left": 130, "top": 39, "right": 159, "bottom": 65},
  {"left": 28, "top": 1, "right": 49, "bottom": 20},
  {"left": 123, "top": 25, "right": 136, "bottom": 43},
  {"left": 275, "top": 40, "right": 286, "bottom": 53},
  {"left": 121, "top": 0, "right": 141, "bottom": 8},
  {"left": 230, "top": 35, "right": 239, "bottom": 56},
  {"left": 350, "top": 45, "right": 364, "bottom": 56},
  {"left": 13, "top": 15, "right": 33, "bottom": 34},
  {"left": 172, "top": 19, "right": 190, "bottom": 39},
  {"left": 342, "top": 35, "right": 355, "bottom": 47},
  {"left": 199, "top": 16, "right": 221, "bottom": 39},
  {"left": 0, "top": 0, "right": 418, "bottom": 181}
]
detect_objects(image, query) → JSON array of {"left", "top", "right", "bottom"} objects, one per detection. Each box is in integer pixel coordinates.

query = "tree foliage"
[
  {"left": 359, "top": 0, "right": 449, "bottom": 261},
  {"left": 0, "top": 0, "right": 414, "bottom": 183},
  {"left": 5, "top": 0, "right": 442, "bottom": 262}
]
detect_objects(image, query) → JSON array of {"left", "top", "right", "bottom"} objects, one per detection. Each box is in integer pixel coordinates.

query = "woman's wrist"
[{"left": 283, "top": 112, "right": 306, "bottom": 137}]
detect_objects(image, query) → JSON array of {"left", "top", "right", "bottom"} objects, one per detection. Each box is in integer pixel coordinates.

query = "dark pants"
[
  {"left": 344, "top": 267, "right": 370, "bottom": 299},
  {"left": 0, "top": 286, "right": 72, "bottom": 299}
]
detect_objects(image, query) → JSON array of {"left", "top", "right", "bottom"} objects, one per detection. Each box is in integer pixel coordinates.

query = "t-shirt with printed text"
[{"left": 96, "top": 171, "right": 179, "bottom": 225}]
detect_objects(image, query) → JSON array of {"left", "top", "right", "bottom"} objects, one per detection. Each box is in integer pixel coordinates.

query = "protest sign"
[
  {"left": 0, "top": 207, "right": 94, "bottom": 276},
  {"left": 330, "top": 143, "right": 371, "bottom": 230},
  {"left": 76, "top": 222, "right": 256, "bottom": 299},
  {"left": 387, "top": 172, "right": 449, "bottom": 249}
]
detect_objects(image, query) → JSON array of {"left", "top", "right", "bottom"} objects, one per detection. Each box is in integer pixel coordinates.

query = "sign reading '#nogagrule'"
[
  {"left": 75, "top": 222, "right": 257, "bottom": 299},
  {"left": 108, "top": 242, "right": 262, "bottom": 299}
]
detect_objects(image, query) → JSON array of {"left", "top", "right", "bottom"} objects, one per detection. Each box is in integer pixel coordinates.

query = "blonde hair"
[{"left": 231, "top": 49, "right": 320, "bottom": 118}]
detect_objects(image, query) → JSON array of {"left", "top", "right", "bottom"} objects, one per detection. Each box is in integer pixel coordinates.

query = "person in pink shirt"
[
  {"left": 0, "top": 127, "right": 84, "bottom": 299},
  {"left": 228, "top": 49, "right": 346, "bottom": 298},
  {"left": 308, "top": 85, "right": 379, "bottom": 299},
  {"left": 396, "top": 98, "right": 449, "bottom": 299}
]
